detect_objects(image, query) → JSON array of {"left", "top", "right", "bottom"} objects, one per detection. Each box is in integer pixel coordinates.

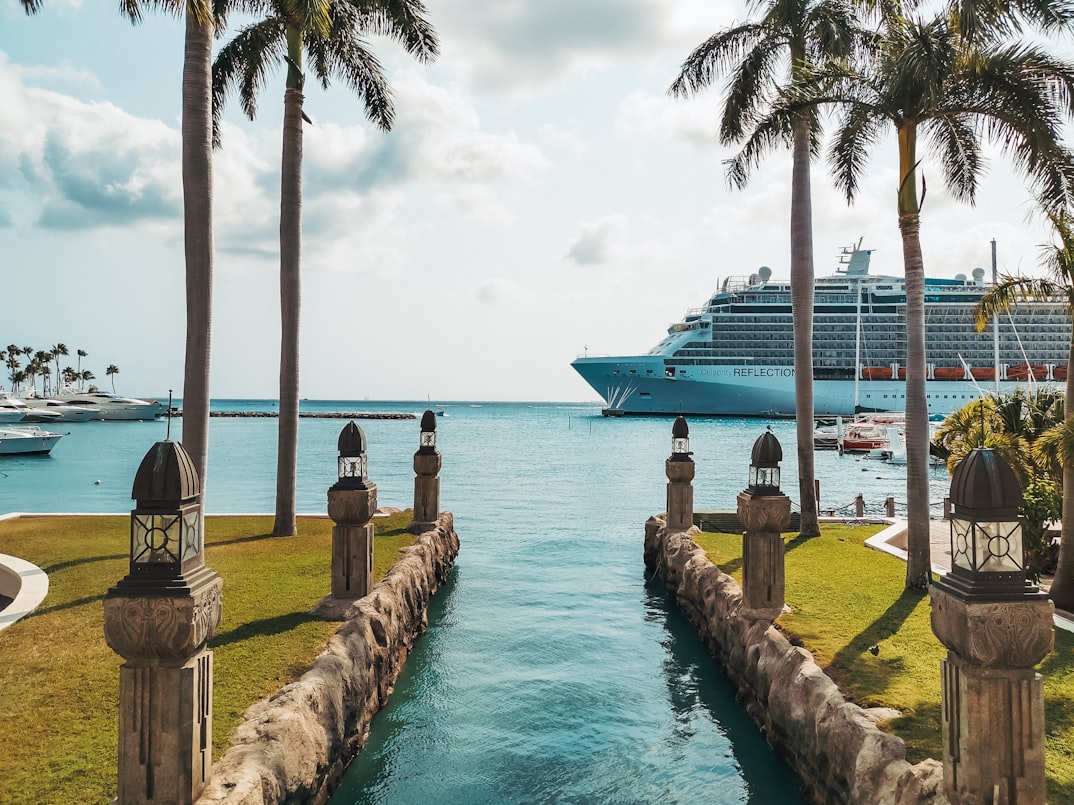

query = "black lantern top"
[
  {"left": 950, "top": 447, "right": 1022, "bottom": 519},
  {"left": 132, "top": 439, "right": 200, "bottom": 506},
  {"left": 669, "top": 416, "right": 691, "bottom": 461},
  {"left": 335, "top": 420, "right": 370, "bottom": 490},
  {"left": 419, "top": 409, "right": 438, "bottom": 453},
  {"left": 128, "top": 439, "right": 203, "bottom": 580},
  {"left": 748, "top": 427, "right": 782, "bottom": 495}
]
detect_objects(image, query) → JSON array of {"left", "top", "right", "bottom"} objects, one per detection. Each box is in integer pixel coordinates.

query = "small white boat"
[
  {"left": 21, "top": 397, "right": 100, "bottom": 422},
  {"left": 0, "top": 394, "right": 37, "bottom": 424},
  {"left": 0, "top": 426, "right": 65, "bottom": 455}
]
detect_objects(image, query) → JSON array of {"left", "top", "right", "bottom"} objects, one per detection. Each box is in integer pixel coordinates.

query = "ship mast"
[
  {"left": 992, "top": 239, "right": 999, "bottom": 395},
  {"left": 854, "top": 278, "right": 862, "bottom": 411}
]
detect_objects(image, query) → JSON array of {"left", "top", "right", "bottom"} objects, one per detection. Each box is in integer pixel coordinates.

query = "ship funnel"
[
  {"left": 972, "top": 267, "right": 986, "bottom": 284},
  {"left": 757, "top": 266, "right": 772, "bottom": 283}
]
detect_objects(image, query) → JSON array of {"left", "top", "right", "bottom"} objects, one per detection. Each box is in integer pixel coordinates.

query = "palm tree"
[
  {"left": 81, "top": 370, "right": 96, "bottom": 390},
  {"left": 106, "top": 364, "right": 120, "bottom": 394},
  {"left": 76, "top": 349, "right": 87, "bottom": 388},
  {"left": 976, "top": 211, "right": 1074, "bottom": 609},
  {"left": 668, "top": 0, "right": 858, "bottom": 539},
  {"left": 778, "top": 13, "right": 1074, "bottom": 588},
  {"left": 23, "top": 0, "right": 219, "bottom": 487},
  {"left": 213, "top": 0, "right": 438, "bottom": 536},
  {"left": 51, "top": 343, "right": 68, "bottom": 393}
]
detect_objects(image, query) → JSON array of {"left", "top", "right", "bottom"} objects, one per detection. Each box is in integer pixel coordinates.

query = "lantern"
[
  {"left": 129, "top": 440, "right": 202, "bottom": 579},
  {"left": 939, "top": 448, "right": 1032, "bottom": 601},
  {"left": 670, "top": 416, "right": 691, "bottom": 461},
  {"left": 335, "top": 420, "right": 370, "bottom": 490},
  {"left": 748, "top": 427, "right": 782, "bottom": 495},
  {"left": 419, "top": 409, "right": 438, "bottom": 453}
]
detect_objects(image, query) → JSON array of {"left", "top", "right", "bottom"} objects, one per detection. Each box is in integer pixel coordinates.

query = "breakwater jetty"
[{"left": 172, "top": 410, "right": 415, "bottom": 420}]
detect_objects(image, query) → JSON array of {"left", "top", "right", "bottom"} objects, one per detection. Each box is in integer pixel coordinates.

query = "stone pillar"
[
  {"left": 930, "top": 587, "right": 1053, "bottom": 804},
  {"left": 104, "top": 439, "right": 222, "bottom": 805},
  {"left": 737, "top": 490, "right": 791, "bottom": 619},
  {"left": 105, "top": 569, "right": 222, "bottom": 805},
  {"left": 327, "top": 482, "right": 378, "bottom": 599},
  {"left": 408, "top": 411, "right": 442, "bottom": 534},
  {"left": 665, "top": 457, "right": 695, "bottom": 533}
]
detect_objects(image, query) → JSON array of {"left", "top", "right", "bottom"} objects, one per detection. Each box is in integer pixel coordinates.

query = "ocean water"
[{"left": 0, "top": 400, "right": 953, "bottom": 804}]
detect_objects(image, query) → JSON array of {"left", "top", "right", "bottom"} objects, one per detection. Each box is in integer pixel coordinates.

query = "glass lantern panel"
[
  {"left": 951, "top": 517, "right": 974, "bottom": 572},
  {"left": 748, "top": 466, "right": 758, "bottom": 486},
  {"left": 757, "top": 467, "right": 779, "bottom": 488},
  {"left": 672, "top": 437, "right": 689, "bottom": 455},
  {"left": 421, "top": 432, "right": 436, "bottom": 448},
  {"left": 339, "top": 455, "right": 366, "bottom": 479},
  {"left": 131, "top": 512, "right": 180, "bottom": 565},
  {"left": 181, "top": 509, "right": 202, "bottom": 562},
  {"left": 978, "top": 520, "right": 1023, "bottom": 573}
]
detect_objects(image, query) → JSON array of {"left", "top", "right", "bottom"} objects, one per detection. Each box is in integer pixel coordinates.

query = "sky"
[{"left": 0, "top": 1, "right": 1067, "bottom": 403}]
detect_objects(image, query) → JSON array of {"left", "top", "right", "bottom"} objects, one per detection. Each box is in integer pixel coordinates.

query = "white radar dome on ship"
[
  {"left": 972, "top": 267, "right": 986, "bottom": 284},
  {"left": 757, "top": 266, "right": 772, "bottom": 283},
  {"left": 749, "top": 273, "right": 759, "bottom": 285},
  {"left": 955, "top": 273, "right": 966, "bottom": 281}
]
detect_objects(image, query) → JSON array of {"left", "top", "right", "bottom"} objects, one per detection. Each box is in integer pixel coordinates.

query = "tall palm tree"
[
  {"left": 976, "top": 211, "right": 1074, "bottom": 609},
  {"left": 668, "top": 0, "right": 858, "bottom": 538},
  {"left": 778, "top": 13, "right": 1074, "bottom": 588},
  {"left": 22, "top": 1, "right": 220, "bottom": 489},
  {"left": 51, "top": 343, "right": 68, "bottom": 394},
  {"left": 76, "top": 349, "right": 87, "bottom": 388},
  {"left": 213, "top": 0, "right": 438, "bottom": 536},
  {"left": 106, "top": 364, "right": 121, "bottom": 393}
]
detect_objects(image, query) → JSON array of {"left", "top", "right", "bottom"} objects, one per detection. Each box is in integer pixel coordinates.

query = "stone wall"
[
  {"left": 644, "top": 516, "right": 949, "bottom": 805},
  {"left": 197, "top": 513, "right": 460, "bottom": 805}
]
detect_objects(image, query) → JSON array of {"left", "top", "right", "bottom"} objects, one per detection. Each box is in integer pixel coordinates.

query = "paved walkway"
[{"left": 861, "top": 518, "right": 1074, "bottom": 634}]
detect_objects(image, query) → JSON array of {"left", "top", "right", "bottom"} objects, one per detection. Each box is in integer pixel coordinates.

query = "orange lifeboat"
[
  {"left": 970, "top": 367, "right": 995, "bottom": 381},
  {"left": 897, "top": 367, "right": 906, "bottom": 379},
  {"left": 1007, "top": 364, "right": 1047, "bottom": 381},
  {"left": 861, "top": 367, "right": 892, "bottom": 380},
  {"left": 933, "top": 367, "right": 966, "bottom": 380},
  {"left": 1054, "top": 365, "right": 1068, "bottom": 381}
]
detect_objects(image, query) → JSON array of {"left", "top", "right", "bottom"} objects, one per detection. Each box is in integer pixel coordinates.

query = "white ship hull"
[{"left": 572, "top": 356, "right": 1049, "bottom": 417}]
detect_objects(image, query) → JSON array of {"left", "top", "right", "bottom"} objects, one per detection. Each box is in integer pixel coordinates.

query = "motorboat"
[
  {"left": 21, "top": 397, "right": 101, "bottom": 422},
  {"left": 0, "top": 425, "right": 65, "bottom": 455},
  {"left": 53, "top": 390, "right": 165, "bottom": 421},
  {"left": 0, "top": 397, "right": 29, "bottom": 424}
]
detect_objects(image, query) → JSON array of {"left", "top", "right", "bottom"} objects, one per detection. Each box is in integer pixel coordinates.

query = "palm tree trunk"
[
  {"left": 899, "top": 211, "right": 931, "bottom": 588},
  {"left": 790, "top": 116, "right": 819, "bottom": 537},
  {"left": 181, "top": 10, "right": 214, "bottom": 491},
  {"left": 272, "top": 80, "right": 303, "bottom": 538},
  {"left": 1048, "top": 337, "right": 1074, "bottom": 611}
]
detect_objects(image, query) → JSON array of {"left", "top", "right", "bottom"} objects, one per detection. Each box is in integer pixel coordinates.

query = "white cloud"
[{"left": 614, "top": 89, "right": 722, "bottom": 148}]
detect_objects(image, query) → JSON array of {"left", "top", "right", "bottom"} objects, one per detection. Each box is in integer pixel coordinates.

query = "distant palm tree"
[
  {"left": 668, "top": 0, "right": 858, "bottom": 539},
  {"left": 975, "top": 211, "right": 1074, "bottom": 610},
  {"left": 76, "top": 349, "right": 87, "bottom": 388},
  {"left": 106, "top": 364, "right": 120, "bottom": 393},
  {"left": 214, "top": 0, "right": 438, "bottom": 536},
  {"left": 776, "top": 13, "right": 1074, "bottom": 588},
  {"left": 51, "top": 343, "right": 68, "bottom": 393},
  {"left": 81, "top": 370, "right": 95, "bottom": 389}
]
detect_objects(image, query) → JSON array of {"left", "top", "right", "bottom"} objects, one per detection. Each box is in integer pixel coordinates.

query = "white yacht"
[
  {"left": 53, "top": 390, "right": 165, "bottom": 421},
  {"left": 0, "top": 425, "right": 65, "bottom": 455},
  {"left": 22, "top": 397, "right": 101, "bottom": 422}
]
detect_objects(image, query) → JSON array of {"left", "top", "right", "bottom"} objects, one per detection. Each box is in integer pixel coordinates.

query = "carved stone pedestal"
[
  {"left": 930, "top": 584, "right": 1054, "bottom": 804},
  {"left": 665, "top": 458, "right": 695, "bottom": 534},
  {"left": 104, "top": 568, "right": 223, "bottom": 805},
  {"left": 408, "top": 450, "right": 442, "bottom": 534},
  {"left": 737, "top": 491, "right": 790, "bottom": 620},
  {"left": 328, "top": 484, "right": 377, "bottom": 599}
]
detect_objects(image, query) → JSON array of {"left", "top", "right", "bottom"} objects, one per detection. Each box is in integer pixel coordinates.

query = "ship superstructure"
[{"left": 571, "top": 241, "right": 1071, "bottom": 417}]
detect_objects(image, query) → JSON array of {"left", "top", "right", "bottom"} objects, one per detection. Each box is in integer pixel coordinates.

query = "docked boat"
[
  {"left": 21, "top": 397, "right": 101, "bottom": 422},
  {"left": 0, "top": 425, "right": 65, "bottom": 455},
  {"left": 572, "top": 240, "right": 1072, "bottom": 417},
  {"left": 52, "top": 390, "right": 165, "bottom": 421},
  {"left": 0, "top": 393, "right": 61, "bottom": 424}
]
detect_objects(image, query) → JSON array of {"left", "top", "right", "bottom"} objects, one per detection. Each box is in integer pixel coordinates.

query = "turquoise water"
[{"left": 0, "top": 400, "right": 952, "bottom": 804}]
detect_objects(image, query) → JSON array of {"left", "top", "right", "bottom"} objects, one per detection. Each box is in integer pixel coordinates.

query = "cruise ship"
[{"left": 571, "top": 241, "right": 1071, "bottom": 417}]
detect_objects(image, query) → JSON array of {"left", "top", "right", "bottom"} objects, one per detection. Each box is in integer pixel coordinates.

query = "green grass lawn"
[
  {"left": 694, "top": 524, "right": 1074, "bottom": 803},
  {"left": 0, "top": 513, "right": 416, "bottom": 805}
]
